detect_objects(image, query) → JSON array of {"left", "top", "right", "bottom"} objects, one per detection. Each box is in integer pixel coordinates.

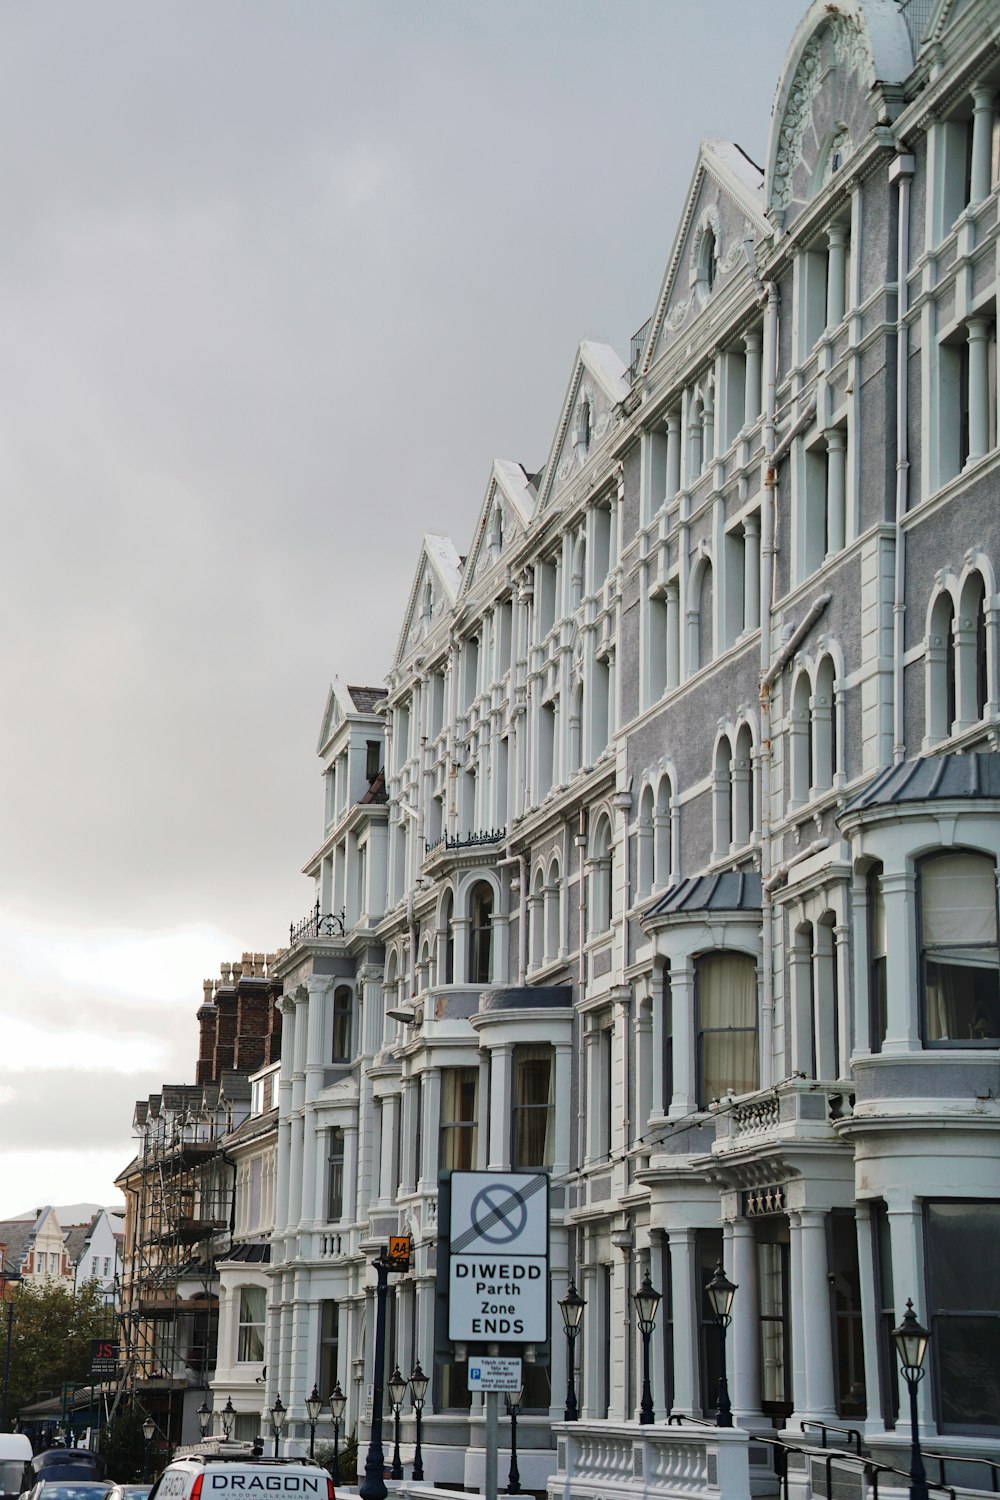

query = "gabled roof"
[
  {"left": 534, "top": 342, "right": 630, "bottom": 514},
  {"left": 393, "top": 532, "right": 464, "bottom": 667},
  {"left": 637, "top": 140, "right": 770, "bottom": 380},
  {"left": 318, "top": 679, "right": 387, "bottom": 755},
  {"left": 0, "top": 1216, "right": 38, "bottom": 1273},
  {"left": 459, "top": 460, "right": 537, "bottom": 597}
]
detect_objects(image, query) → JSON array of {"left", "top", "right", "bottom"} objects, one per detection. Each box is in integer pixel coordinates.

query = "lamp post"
[
  {"left": 269, "top": 1396, "right": 286, "bottom": 1459},
  {"left": 504, "top": 1386, "right": 523, "bottom": 1496},
  {"left": 221, "top": 1398, "right": 236, "bottom": 1441},
  {"left": 360, "top": 1249, "right": 392, "bottom": 1500},
  {"left": 328, "top": 1384, "right": 347, "bottom": 1482},
  {"left": 558, "top": 1282, "right": 586, "bottom": 1422},
  {"left": 1, "top": 1274, "right": 21, "bottom": 1433},
  {"left": 633, "top": 1270, "right": 662, "bottom": 1426},
  {"left": 408, "top": 1364, "right": 428, "bottom": 1483},
  {"left": 141, "top": 1417, "right": 156, "bottom": 1482},
  {"left": 197, "top": 1402, "right": 212, "bottom": 1440},
  {"left": 305, "top": 1386, "right": 323, "bottom": 1460},
  {"left": 705, "top": 1263, "right": 737, "bottom": 1429},
  {"left": 892, "top": 1300, "right": 931, "bottom": 1500},
  {"left": 387, "top": 1366, "right": 407, "bottom": 1481}
]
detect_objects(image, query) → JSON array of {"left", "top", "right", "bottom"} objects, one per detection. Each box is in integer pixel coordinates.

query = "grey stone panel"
[
  {"left": 853, "top": 1056, "right": 1000, "bottom": 1100},
  {"left": 478, "top": 985, "right": 573, "bottom": 1012}
]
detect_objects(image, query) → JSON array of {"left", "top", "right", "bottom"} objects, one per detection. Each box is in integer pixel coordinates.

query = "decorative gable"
[
  {"left": 393, "top": 534, "right": 463, "bottom": 667},
  {"left": 639, "top": 141, "right": 769, "bottom": 375},
  {"left": 535, "top": 342, "right": 629, "bottom": 513},
  {"left": 461, "top": 460, "right": 536, "bottom": 595}
]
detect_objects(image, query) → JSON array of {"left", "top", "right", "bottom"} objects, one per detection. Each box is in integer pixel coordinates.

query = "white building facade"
[{"left": 266, "top": 0, "right": 1000, "bottom": 1490}]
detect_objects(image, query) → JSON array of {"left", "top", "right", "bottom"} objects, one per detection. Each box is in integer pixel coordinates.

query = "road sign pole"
[
  {"left": 359, "top": 1249, "right": 390, "bottom": 1500},
  {"left": 484, "top": 1389, "right": 498, "bottom": 1500}
]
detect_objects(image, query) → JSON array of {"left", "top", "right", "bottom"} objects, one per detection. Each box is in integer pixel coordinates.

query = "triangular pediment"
[
  {"left": 639, "top": 141, "right": 769, "bottom": 376},
  {"left": 317, "top": 679, "right": 353, "bottom": 753},
  {"left": 535, "top": 342, "right": 630, "bottom": 513},
  {"left": 393, "top": 533, "right": 463, "bottom": 667},
  {"left": 460, "top": 460, "right": 536, "bottom": 597}
]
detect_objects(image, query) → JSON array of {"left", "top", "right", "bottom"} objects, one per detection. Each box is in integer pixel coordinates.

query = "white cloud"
[{"left": 0, "top": 1150, "right": 127, "bottom": 1221}]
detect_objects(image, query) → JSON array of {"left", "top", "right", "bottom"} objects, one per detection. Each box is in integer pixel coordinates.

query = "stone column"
[
  {"left": 742, "top": 512, "right": 760, "bottom": 632},
  {"left": 854, "top": 1202, "right": 886, "bottom": 1435},
  {"left": 881, "top": 868, "right": 919, "bottom": 1051},
  {"left": 886, "top": 1196, "right": 932, "bottom": 1432},
  {"left": 729, "top": 1218, "right": 762, "bottom": 1423},
  {"left": 744, "top": 330, "right": 763, "bottom": 428},
  {"left": 792, "top": 1210, "right": 837, "bottom": 1423},
  {"left": 826, "top": 427, "right": 847, "bottom": 555},
  {"left": 488, "top": 1043, "right": 513, "bottom": 1169},
  {"left": 668, "top": 959, "right": 697, "bottom": 1115},
  {"left": 665, "top": 580, "right": 680, "bottom": 690},
  {"left": 666, "top": 412, "right": 682, "bottom": 501},
  {"left": 969, "top": 86, "right": 995, "bottom": 206},
  {"left": 826, "top": 224, "right": 849, "bottom": 328},
  {"left": 420, "top": 1068, "right": 441, "bottom": 1187},
  {"left": 553, "top": 1041, "right": 574, "bottom": 1178},
  {"left": 667, "top": 1228, "right": 698, "bottom": 1415},
  {"left": 342, "top": 1121, "right": 359, "bottom": 1226},
  {"left": 966, "top": 316, "right": 991, "bottom": 465}
]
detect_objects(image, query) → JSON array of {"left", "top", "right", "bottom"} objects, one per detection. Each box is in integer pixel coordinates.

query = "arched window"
[
  {"left": 695, "top": 951, "right": 759, "bottom": 1106},
  {"left": 698, "top": 226, "right": 718, "bottom": 296},
  {"left": 813, "top": 656, "right": 837, "bottom": 793},
  {"left": 439, "top": 890, "right": 454, "bottom": 985},
  {"left": 690, "top": 557, "right": 714, "bottom": 671},
  {"left": 590, "top": 814, "right": 613, "bottom": 934},
  {"left": 733, "top": 725, "right": 754, "bottom": 846},
  {"left": 468, "top": 881, "right": 494, "bottom": 985},
  {"left": 790, "top": 671, "right": 813, "bottom": 806},
  {"left": 919, "top": 850, "right": 999, "bottom": 1045},
  {"left": 713, "top": 738, "right": 733, "bottom": 856},
  {"left": 926, "top": 591, "right": 957, "bottom": 743},
  {"left": 331, "top": 986, "right": 352, "bottom": 1063},
  {"left": 654, "top": 777, "right": 672, "bottom": 887},
  {"left": 636, "top": 785, "right": 655, "bottom": 899},
  {"left": 957, "top": 572, "right": 988, "bottom": 725},
  {"left": 529, "top": 866, "right": 544, "bottom": 971},
  {"left": 545, "top": 857, "right": 561, "bottom": 962}
]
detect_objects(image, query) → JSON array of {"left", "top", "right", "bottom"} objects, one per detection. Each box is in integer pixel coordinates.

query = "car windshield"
[
  {"left": 39, "top": 1485, "right": 112, "bottom": 1500},
  {"left": 0, "top": 1461, "right": 24, "bottom": 1495}
]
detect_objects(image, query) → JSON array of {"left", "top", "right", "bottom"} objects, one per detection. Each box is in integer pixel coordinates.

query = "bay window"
[
  {"left": 695, "top": 951, "right": 759, "bottom": 1106},
  {"left": 919, "top": 850, "right": 1000, "bottom": 1045},
  {"left": 511, "top": 1045, "right": 555, "bottom": 1169}
]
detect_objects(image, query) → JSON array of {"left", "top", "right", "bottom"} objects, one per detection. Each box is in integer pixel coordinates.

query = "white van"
[
  {"left": 149, "top": 1456, "right": 333, "bottom": 1500},
  {"left": 0, "top": 1433, "right": 32, "bottom": 1498}
]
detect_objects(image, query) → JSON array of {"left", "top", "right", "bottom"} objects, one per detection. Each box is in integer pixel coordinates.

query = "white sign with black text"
[
  {"left": 467, "top": 1356, "right": 523, "bottom": 1393},
  {"left": 448, "top": 1170, "right": 549, "bottom": 1343}
]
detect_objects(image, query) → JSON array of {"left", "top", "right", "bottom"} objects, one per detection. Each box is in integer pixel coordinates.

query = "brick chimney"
[{"left": 196, "top": 980, "right": 218, "bottom": 1085}]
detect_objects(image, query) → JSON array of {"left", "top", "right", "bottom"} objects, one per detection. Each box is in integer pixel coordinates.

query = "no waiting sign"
[{"left": 448, "top": 1171, "right": 549, "bottom": 1343}]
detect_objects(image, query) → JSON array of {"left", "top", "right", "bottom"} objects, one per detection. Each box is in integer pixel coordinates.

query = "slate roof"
[
  {"left": 346, "top": 686, "right": 386, "bottom": 714},
  {"left": 359, "top": 769, "right": 387, "bottom": 805},
  {"left": 644, "top": 870, "right": 762, "bottom": 917},
  {"left": 842, "top": 751, "right": 1000, "bottom": 813},
  {"left": 222, "top": 1241, "right": 271, "bottom": 1264},
  {"left": 0, "top": 1217, "right": 37, "bottom": 1273}
]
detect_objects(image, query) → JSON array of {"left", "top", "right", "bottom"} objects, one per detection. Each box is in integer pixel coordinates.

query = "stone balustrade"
[{"left": 547, "top": 1421, "right": 755, "bottom": 1500}]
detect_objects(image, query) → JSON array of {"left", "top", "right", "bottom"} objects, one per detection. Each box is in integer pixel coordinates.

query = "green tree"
[
  {"left": 3, "top": 1279, "right": 111, "bottom": 1426},
  {"left": 99, "top": 1405, "right": 153, "bottom": 1483}
]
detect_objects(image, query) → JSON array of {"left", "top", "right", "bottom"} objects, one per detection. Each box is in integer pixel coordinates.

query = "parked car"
[
  {"left": 20, "top": 1482, "right": 113, "bottom": 1500},
  {"left": 149, "top": 1454, "right": 332, "bottom": 1500},
  {"left": 106, "top": 1487, "right": 152, "bottom": 1500},
  {"left": 26, "top": 1454, "right": 107, "bottom": 1486},
  {"left": 0, "top": 1434, "right": 32, "bottom": 1498}
]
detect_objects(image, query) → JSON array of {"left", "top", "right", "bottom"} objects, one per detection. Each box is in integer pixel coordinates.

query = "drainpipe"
[
  {"left": 890, "top": 152, "right": 915, "bottom": 764},
  {"left": 763, "top": 837, "right": 830, "bottom": 894},
  {"left": 758, "top": 280, "right": 780, "bottom": 1089},
  {"left": 761, "top": 593, "right": 833, "bottom": 691},
  {"left": 576, "top": 809, "right": 588, "bottom": 1170}
]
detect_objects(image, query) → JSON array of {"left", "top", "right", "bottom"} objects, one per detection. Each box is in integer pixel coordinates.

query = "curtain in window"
[
  {"left": 697, "top": 952, "right": 759, "bottom": 1102},
  {"left": 512, "top": 1045, "right": 555, "bottom": 1167},
  {"left": 237, "top": 1286, "right": 266, "bottom": 1361},
  {"left": 922, "top": 853, "right": 1000, "bottom": 1042},
  {"left": 439, "top": 1068, "right": 478, "bottom": 1170}
]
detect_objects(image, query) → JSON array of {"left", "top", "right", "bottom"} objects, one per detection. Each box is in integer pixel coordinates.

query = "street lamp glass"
[
  {"left": 222, "top": 1399, "right": 236, "bottom": 1439},
  {"left": 705, "top": 1263, "right": 738, "bottom": 1323},
  {"left": 504, "top": 1387, "right": 524, "bottom": 1416},
  {"left": 269, "top": 1396, "right": 287, "bottom": 1434},
  {"left": 408, "top": 1362, "right": 429, "bottom": 1408},
  {"left": 328, "top": 1383, "right": 347, "bottom": 1423},
  {"left": 197, "top": 1402, "right": 212, "bottom": 1437},
  {"left": 305, "top": 1386, "right": 323, "bottom": 1423},
  {"left": 387, "top": 1365, "right": 408, "bottom": 1410},
  {"left": 633, "top": 1271, "right": 662, "bottom": 1333},
  {"left": 142, "top": 1418, "right": 156, "bottom": 1443},
  {"left": 892, "top": 1299, "right": 930, "bottom": 1372},
  {"left": 558, "top": 1280, "right": 586, "bottom": 1334}
]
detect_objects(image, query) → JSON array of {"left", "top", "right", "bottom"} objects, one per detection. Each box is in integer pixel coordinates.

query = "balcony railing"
[
  {"left": 550, "top": 1421, "right": 755, "bottom": 1500},
  {"left": 425, "top": 826, "right": 506, "bottom": 855},
  {"left": 714, "top": 1077, "right": 855, "bottom": 1154},
  {"left": 289, "top": 901, "right": 346, "bottom": 945}
]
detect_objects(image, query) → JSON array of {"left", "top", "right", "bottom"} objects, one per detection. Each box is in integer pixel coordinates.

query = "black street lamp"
[
  {"left": 633, "top": 1271, "right": 662, "bottom": 1425},
  {"left": 892, "top": 1300, "right": 931, "bottom": 1500},
  {"left": 269, "top": 1396, "right": 287, "bottom": 1459},
  {"left": 558, "top": 1282, "right": 586, "bottom": 1422},
  {"left": 197, "top": 1402, "right": 212, "bottom": 1440},
  {"left": 504, "top": 1386, "right": 523, "bottom": 1496},
  {"left": 387, "top": 1366, "right": 407, "bottom": 1482},
  {"left": 305, "top": 1386, "right": 323, "bottom": 1460},
  {"left": 221, "top": 1398, "right": 236, "bottom": 1441},
  {"left": 1, "top": 1274, "right": 21, "bottom": 1432},
  {"left": 408, "top": 1363, "right": 428, "bottom": 1483},
  {"left": 328, "top": 1384, "right": 347, "bottom": 1482},
  {"left": 360, "top": 1249, "right": 392, "bottom": 1500},
  {"left": 705, "top": 1263, "right": 737, "bottom": 1429},
  {"left": 141, "top": 1417, "right": 156, "bottom": 1482}
]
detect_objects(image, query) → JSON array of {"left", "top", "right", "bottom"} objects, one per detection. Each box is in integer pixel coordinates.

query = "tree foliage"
[
  {"left": 4, "top": 1280, "right": 112, "bottom": 1423},
  {"left": 99, "top": 1405, "right": 152, "bottom": 1483}
]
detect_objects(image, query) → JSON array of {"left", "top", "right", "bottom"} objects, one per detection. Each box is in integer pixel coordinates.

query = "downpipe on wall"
[{"left": 891, "top": 151, "right": 915, "bottom": 764}]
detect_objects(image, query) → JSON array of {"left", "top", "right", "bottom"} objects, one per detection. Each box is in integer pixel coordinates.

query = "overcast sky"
[{"left": 0, "top": 0, "right": 806, "bottom": 1219}]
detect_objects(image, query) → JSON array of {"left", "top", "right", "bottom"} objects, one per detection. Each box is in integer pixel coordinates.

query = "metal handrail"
[
  {"left": 920, "top": 1450, "right": 1000, "bottom": 1495},
  {"left": 755, "top": 1433, "right": 957, "bottom": 1500},
  {"left": 800, "top": 1419, "right": 864, "bottom": 1455},
  {"left": 665, "top": 1412, "right": 716, "bottom": 1427}
]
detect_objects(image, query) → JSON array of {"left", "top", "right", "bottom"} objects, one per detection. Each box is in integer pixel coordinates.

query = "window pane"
[
  {"left": 237, "top": 1286, "right": 265, "bottom": 1362},
  {"left": 927, "top": 1201, "right": 1000, "bottom": 1430},
  {"left": 512, "top": 1046, "right": 554, "bottom": 1169},
  {"left": 935, "top": 1317, "right": 1000, "bottom": 1427}
]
